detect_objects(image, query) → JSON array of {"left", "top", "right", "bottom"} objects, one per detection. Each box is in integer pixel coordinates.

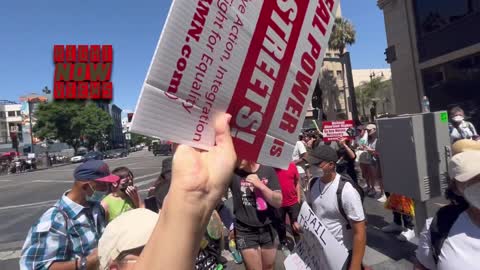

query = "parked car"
[
  {"left": 84, "top": 151, "right": 104, "bottom": 161},
  {"left": 152, "top": 143, "right": 172, "bottom": 156},
  {"left": 104, "top": 149, "right": 128, "bottom": 159},
  {"left": 70, "top": 152, "right": 86, "bottom": 163}
]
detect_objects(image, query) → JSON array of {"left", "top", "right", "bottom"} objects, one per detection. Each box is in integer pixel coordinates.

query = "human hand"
[
  {"left": 245, "top": 174, "right": 264, "bottom": 189},
  {"left": 147, "top": 186, "right": 156, "bottom": 197},
  {"left": 292, "top": 222, "right": 302, "bottom": 234},
  {"left": 86, "top": 248, "right": 98, "bottom": 270},
  {"left": 228, "top": 230, "right": 235, "bottom": 241},
  {"left": 338, "top": 138, "right": 347, "bottom": 147},
  {"left": 170, "top": 114, "right": 237, "bottom": 208},
  {"left": 125, "top": 186, "right": 141, "bottom": 207}
]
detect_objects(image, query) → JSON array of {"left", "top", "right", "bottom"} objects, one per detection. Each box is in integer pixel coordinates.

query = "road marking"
[
  {"left": 0, "top": 180, "right": 13, "bottom": 182},
  {"left": 0, "top": 249, "right": 22, "bottom": 261},
  {"left": 134, "top": 172, "right": 160, "bottom": 181},
  {"left": 0, "top": 200, "right": 57, "bottom": 211},
  {"left": 33, "top": 180, "right": 72, "bottom": 183}
]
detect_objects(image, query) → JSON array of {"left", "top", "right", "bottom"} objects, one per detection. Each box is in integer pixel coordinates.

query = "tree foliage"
[
  {"left": 328, "top": 17, "right": 356, "bottom": 55},
  {"left": 356, "top": 78, "right": 392, "bottom": 119},
  {"left": 130, "top": 133, "right": 154, "bottom": 147},
  {"left": 34, "top": 101, "right": 113, "bottom": 153}
]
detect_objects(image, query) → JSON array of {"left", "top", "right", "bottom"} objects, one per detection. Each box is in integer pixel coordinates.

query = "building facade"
[
  {"left": 304, "top": 3, "right": 348, "bottom": 128},
  {"left": 0, "top": 101, "right": 22, "bottom": 145},
  {"left": 95, "top": 102, "right": 125, "bottom": 149},
  {"left": 378, "top": 0, "right": 480, "bottom": 128}
]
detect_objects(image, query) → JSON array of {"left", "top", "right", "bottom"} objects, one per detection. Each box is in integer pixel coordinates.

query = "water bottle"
[
  {"left": 422, "top": 96, "right": 430, "bottom": 113},
  {"left": 229, "top": 239, "right": 243, "bottom": 264}
]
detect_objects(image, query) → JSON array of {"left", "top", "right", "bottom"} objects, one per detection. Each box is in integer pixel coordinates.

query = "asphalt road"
[
  {"left": 0, "top": 150, "right": 448, "bottom": 270},
  {"left": 0, "top": 150, "right": 166, "bottom": 269}
]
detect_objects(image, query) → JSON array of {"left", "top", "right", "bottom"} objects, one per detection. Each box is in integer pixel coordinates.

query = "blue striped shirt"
[{"left": 20, "top": 191, "right": 106, "bottom": 270}]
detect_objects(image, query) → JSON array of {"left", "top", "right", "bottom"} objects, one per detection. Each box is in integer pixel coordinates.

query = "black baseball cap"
[
  {"left": 305, "top": 145, "right": 338, "bottom": 165},
  {"left": 74, "top": 160, "right": 120, "bottom": 183}
]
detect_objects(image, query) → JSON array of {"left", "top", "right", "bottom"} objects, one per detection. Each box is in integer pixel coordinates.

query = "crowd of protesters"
[{"left": 18, "top": 108, "right": 480, "bottom": 270}]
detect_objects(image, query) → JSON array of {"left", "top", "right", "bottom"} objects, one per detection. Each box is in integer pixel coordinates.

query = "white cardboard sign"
[
  {"left": 131, "top": 0, "right": 340, "bottom": 169},
  {"left": 284, "top": 202, "right": 349, "bottom": 270}
]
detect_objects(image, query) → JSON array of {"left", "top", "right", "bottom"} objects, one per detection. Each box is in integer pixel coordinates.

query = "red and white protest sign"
[
  {"left": 322, "top": 120, "right": 354, "bottom": 142},
  {"left": 131, "top": 0, "right": 340, "bottom": 169}
]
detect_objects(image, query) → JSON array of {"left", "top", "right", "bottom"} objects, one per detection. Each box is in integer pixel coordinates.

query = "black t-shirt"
[
  {"left": 336, "top": 145, "right": 357, "bottom": 183},
  {"left": 230, "top": 165, "right": 281, "bottom": 228}
]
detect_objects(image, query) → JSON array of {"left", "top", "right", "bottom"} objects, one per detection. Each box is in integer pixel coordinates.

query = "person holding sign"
[
  {"left": 306, "top": 145, "right": 366, "bottom": 270},
  {"left": 230, "top": 160, "right": 283, "bottom": 270}
]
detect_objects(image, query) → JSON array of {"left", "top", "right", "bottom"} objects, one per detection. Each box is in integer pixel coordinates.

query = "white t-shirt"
[
  {"left": 416, "top": 211, "right": 480, "bottom": 270},
  {"left": 310, "top": 174, "right": 365, "bottom": 250},
  {"left": 292, "top": 141, "right": 307, "bottom": 174}
]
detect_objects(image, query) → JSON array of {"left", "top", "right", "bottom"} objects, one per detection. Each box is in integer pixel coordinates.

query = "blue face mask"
[{"left": 86, "top": 184, "right": 107, "bottom": 203}]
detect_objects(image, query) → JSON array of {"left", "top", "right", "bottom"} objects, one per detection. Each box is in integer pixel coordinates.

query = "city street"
[
  {"left": 0, "top": 150, "right": 165, "bottom": 270},
  {"left": 0, "top": 150, "right": 447, "bottom": 270}
]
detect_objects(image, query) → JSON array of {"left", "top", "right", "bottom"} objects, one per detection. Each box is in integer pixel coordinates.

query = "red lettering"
[
  {"left": 54, "top": 82, "right": 65, "bottom": 99},
  {"left": 54, "top": 45, "right": 65, "bottom": 63},
  {"left": 102, "top": 45, "right": 113, "bottom": 62},
  {"left": 66, "top": 45, "right": 76, "bottom": 63},
  {"left": 77, "top": 82, "right": 89, "bottom": 99},
  {"left": 102, "top": 82, "right": 113, "bottom": 99},
  {"left": 66, "top": 82, "right": 76, "bottom": 99},
  {"left": 90, "top": 45, "right": 101, "bottom": 63},
  {"left": 90, "top": 82, "right": 101, "bottom": 99},
  {"left": 78, "top": 45, "right": 89, "bottom": 63}
]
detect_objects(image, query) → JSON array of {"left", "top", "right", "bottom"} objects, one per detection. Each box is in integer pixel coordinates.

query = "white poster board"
[
  {"left": 284, "top": 202, "right": 349, "bottom": 270},
  {"left": 131, "top": 0, "right": 340, "bottom": 169}
]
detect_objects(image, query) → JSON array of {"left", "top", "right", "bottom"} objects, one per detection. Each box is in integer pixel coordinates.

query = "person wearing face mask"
[
  {"left": 415, "top": 150, "right": 480, "bottom": 270},
  {"left": 20, "top": 160, "right": 118, "bottom": 270},
  {"left": 448, "top": 106, "right": 478, "bottom": 143},
  {"left": 101, "top": 167, "right": 142, "bottom": 223},
  {"left": 306, "top": 145, "right": 366, "bottom": 270}
]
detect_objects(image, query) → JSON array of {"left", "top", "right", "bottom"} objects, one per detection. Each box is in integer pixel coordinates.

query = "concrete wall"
[{"left": 378, "top": 0, "right": 422, "bottom": 114}]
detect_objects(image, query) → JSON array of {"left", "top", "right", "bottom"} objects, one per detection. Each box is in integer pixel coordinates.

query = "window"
[
  {"left": 327, "top": 70, "right": 334, "bottom": 78},
  {"left": 0, "top": 111, "right": 5, "bottom": 119},
  {"left": 334, "top": 53, "right": 341, "bottom": 58},
  {"left": 336, "top": 70, "right": 343, "bottom": 78},
  {"left": 326, "top": 53, "right": 332, "bottom": 57},
  {"left": 7, "top": 111, "right": 15, "bottom": 117},
  {"left": 414, "top": 0, "right": 480, "bottom": 36},
  {"left": 16, "top": 111, "right": 21, "bottom": 116}
]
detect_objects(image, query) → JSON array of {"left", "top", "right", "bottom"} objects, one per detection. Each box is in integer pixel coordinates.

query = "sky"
[{"left": 0, "top": 0, "right": 388, "bottom": 114}]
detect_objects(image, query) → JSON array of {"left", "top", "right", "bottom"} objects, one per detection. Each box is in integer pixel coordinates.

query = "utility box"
[{"left": 376, "top": 112, "right": 451, "bottom": 202}]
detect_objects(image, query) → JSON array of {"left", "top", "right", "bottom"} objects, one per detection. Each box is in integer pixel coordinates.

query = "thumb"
[
  {"left": 214, "top": 113, "right": 236, "bottom": 159},
  {"left": 214, "top": 113, "right": 233, "bottom": 148}
]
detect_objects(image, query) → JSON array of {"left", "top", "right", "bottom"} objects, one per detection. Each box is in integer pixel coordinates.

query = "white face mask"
[
  {"left": 310, "top": 166, "right": 324, "bottom": 178},
  {"left": 464, "top": 181, "right": 480, "bottom": 209},
  {"left": 452, "top": 116, "right": 464, "bottom": 123}
]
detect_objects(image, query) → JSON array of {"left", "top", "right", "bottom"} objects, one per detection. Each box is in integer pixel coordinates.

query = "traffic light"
[{"left": 128, "top": 113, "right": 134, "bottom": 122}]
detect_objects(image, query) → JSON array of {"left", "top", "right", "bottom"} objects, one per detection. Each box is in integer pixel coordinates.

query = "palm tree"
[
  {"left": 329, "top": 17, "right": 356, "bottom": 55},
  {"left": 328, "top": 17, "right": 357, "bottom": 120},
  {"left": 356, "top": 77, "right": 387, "bottom": 120}
]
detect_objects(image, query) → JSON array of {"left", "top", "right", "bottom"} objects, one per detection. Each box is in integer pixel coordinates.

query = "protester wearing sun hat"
[
  {"left": 451, "top": 139, "right": 480, "bottom": 156},
  {"left": 98, "top": 208, "right": 158, "bottom": 270},
  {"left": 20, "top": 160, "right": 119, "bottom": 270},
  {"left": 415, "top": 150, "right": 480, "bottom": 270}
]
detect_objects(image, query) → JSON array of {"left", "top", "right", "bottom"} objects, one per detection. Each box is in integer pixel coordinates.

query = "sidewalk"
[{"left": 226, "top": 195, "right": 447, "bottom": 270}]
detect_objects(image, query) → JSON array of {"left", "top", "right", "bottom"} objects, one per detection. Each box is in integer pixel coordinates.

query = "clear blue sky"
[{"left": 0, "top": 0, "right": 388, "bottom": 114}]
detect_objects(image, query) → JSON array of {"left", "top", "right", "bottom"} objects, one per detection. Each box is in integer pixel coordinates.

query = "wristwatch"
[{"left": 79, "top": 256, "right": 87, "bottom": 270}]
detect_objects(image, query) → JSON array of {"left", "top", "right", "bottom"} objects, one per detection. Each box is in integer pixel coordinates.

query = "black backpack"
[
  {"left": 429, "top": 204, "right": 468, "bottom": 265},
  {"left": 309, "top": 174, "right": 365, "bottom": 229}
]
